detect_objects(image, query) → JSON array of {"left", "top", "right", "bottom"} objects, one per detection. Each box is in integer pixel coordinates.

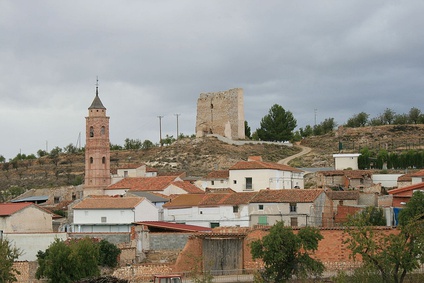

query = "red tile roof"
[
  {"left": 388, "top": 182, "right": 424, "bottom": 196},
  {"left": 230, "top": 160, "right": 303, "bottom": 173},
  {"left": 0, "top": 202, "right": 33, "bottom": 216},
  {"left": 73, "top": 196, "right": 145, "bottom": 209},
  {"left": 206, "top": 170, "right": 229, "bottom": 179},
  {"left": 325, "top": 191, "right": 359, "bottom": 200},
  {"left": 106, "top": 176, "right": 178, "bottom": 191},
  {"left": 398, "top": 174, "right": 413, "bottom": 182},
  {"left": 163, "top": 194, "right": 205, "bottom": 208},
  {"left": 410, "top": 169, "right": 424, "bottom": 177},
  {"left": 171, "top": 181, "right": 205, "bottom": 194},
  {"left": 250, "top": 189, "right": 324, "bottom": 203},
  {"left": 163, "top": 190, "right": 322, "bottom": 208},
  {"left": 201, "top": 192, "right": 257, "bottom": 206},
  {"left": 135, "top": 221, "right": 212, "bottom": 232}
]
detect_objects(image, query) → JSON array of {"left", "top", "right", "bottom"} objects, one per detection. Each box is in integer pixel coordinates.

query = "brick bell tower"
[{"left": 84, "top": 80, "right": 111, "bottom": 196}]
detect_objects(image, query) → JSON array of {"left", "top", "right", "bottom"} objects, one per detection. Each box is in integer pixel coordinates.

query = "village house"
[
  {"left": 201, "top": 170, "right": 230, "bottom": 190},
  {"left": 163, "top": 192, "right": 256, "bottom": 228},
  {"left": 228, "top": 156, "right": 304, "bottom": 191},
  {"left": 410, "top": 169, "right": 424, "bottom": 184},
  {"left": 316, "top": 170, "right": 374, "bottom": 190},
  {"left": 111, "top": 163, "right": 158, "bottom": 184},
  {"left": 0, "top": 202, "right": 56, "bottom": 233},
  {"left": 333, "top": 153, "right": 361, "bottom": 170},
  {"left": 71, "top": 196, "right": 158, "bottom": 232},
  {"left": 249, "top": 189, "right": 329, "bottom": 227},
  {"left": 388, "top": 182, "right": 424, "bottom": 207},
  {"left": 104, "top": 175, "right": 204, "bottom": 196}
]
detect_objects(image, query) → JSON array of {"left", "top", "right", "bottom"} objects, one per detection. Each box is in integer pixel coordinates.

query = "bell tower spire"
[{"left": 84, "top": 78, "right": 111, "bottom": 196}]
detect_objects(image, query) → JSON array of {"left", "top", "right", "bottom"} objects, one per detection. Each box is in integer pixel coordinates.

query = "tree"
[
  {"left": 0, "top": 155, "right": 5, "bottom": 163},
  {"left": 124, "top": 138, "right": 142, "bottom": 150},
  {"left": 250, "top": 221, "right": 324, "bottom": 282},
  {"left": 351, "top": 206, "right": 386, "bottom": 226},
  {"left": 344, "top": 201, "right": 424, "bottom": 283},
  {"left": 256, "top": 104, "right": 297, "bottom": 142},
  {"left": 98, "top": 239, "right": 121, "bottom": 268},
  {"left": 408, "top": 107, "right": 421, "bottom": 124},
  {"left": 398, "top": 191, "right": 424, "bottom": 226},
  {"left": 141, "top": 139, "right": 154, "bottom": 149},
  {"left": 244, "top": 121, "right": 251, "bottom": 139},
  {"left": 36, "top": 238, "right": 100, "bottom": 283},
  {"left": 382, "top": 108, "right": 396, "bottom": 125},
  {"left": 346, "top": 112, "right": 369, "bottom": 127},
  {"left": 0, "top": 238, "right": 22, "bottom": 283}
]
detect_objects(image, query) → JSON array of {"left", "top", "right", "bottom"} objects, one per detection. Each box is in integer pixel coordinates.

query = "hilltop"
[{"left": 2, "top": 124, "right": 424, "bottom": 197}]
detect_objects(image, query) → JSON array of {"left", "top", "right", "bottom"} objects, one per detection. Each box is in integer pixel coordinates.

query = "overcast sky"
[{"left": 1, "top": 1, "right": 424, "bottom": 159}]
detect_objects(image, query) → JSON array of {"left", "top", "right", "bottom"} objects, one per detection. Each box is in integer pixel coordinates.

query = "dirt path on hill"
[{"left": 278, "top": 144, "right": 312, "bottom": 165}]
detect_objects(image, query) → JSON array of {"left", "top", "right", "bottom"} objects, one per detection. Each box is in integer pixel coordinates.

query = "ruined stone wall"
[{"left": 196, "top": 88, "right": 245, "bottom": 140}]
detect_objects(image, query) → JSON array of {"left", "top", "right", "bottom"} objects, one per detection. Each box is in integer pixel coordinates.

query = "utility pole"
[
  {"left": 158, "top": 115, "right": 164, "bottom": 146},
  {"left": 314, "top": 108, "right": 317, "bottom": 126},
  {"left": 174, "top": 114, "right": 180, "bottom": 139}
]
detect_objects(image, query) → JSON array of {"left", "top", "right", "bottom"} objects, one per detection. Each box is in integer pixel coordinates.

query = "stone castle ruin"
[{"left": 195, "top": 88, "right": 245, "bottom": 140}]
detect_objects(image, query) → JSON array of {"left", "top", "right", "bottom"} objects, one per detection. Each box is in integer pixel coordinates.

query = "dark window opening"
[
  {"left": 90, "top": 157, "right": 93, "bottom": 164},
  {"left": 90, "top": 126, "right": 94, "bottom": 137},
  {"left": 245, "top": 177, "right": 253, "bottom": 190},
  {"left": 259, "top": 204, "right": 264, "bottom": 210},
  {"left": 210, "top": 222, "right": 219, "bottom": 228},
  {"left": 290, "top": 203, "right": 297, "bottom": 213},
  {"left": 102, "top": 156, "right": 106, "bottom": 164},
  {"left": 233, "top": 206, "right": 239, "bottom": 213}
]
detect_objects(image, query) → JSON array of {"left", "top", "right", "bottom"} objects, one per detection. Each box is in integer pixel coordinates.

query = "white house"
[
  {"left": 72, "top": 196, "right": 158, "bottom": 232},
  {"left": 228, "top": 156, "right": 304, "bottom": 191},
  {"left": 162, "top": 192, "right": 256, "bottom": 228},
  {"left": 248, "top": 189, "right": 329, "bottom": 227},
  {"left": 333, "top": 153, "right": 361, "bottom": 170}
]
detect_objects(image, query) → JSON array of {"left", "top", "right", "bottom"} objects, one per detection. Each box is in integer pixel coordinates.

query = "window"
[
  {"left": 102, "top": 156, "right": 106, "bottom": 164},
  {"left": 233, "top": 206, "right": 239, "bottom": 213},
  {"left": 90, "top": 157, "right": 93, "bottom": 164},
  {"left": 210, "top": 222, "right": 219, "bottom": 228},
  {"left": 245, "top": 177, "right": 252, "bottom": 190},
  {"left": 258, "top": 215, "right": 268, "bottom": 225},
  {"left": 290, "top": 217, "right": 298, "bottom": 227},
  {"left": 233, "top": 180, "right": 237, "bottom": 184},
  {"left": 101, "top": 217, "right": 107, "bottom": 223},
  {"left": 124, "top": 171, "right": 128, "bottom": 177},
  {"left": 54, "top": 196, "right": 60, "bottom": 204},
  {"left": 90, "top": 126, "right": 94, "bottom": 137},
  {"left": 211, "top": 180, "right": 215, "bottom": 185},
  {"left": 101, "top": 126, "right": 105, "bottom": 135},
  {"left": 290, "top": 203, "right": 297, "bottom": 213},
  {"left": 259, "top": 204, "right": 264, "bottom": 210}
]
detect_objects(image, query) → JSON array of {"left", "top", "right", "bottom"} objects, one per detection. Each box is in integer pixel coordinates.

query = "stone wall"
[
  {"left": 195, "top": 88, "right": 245, "bottom": 140},
  {"left": 13, "top": 261, "right": 43, "bottom": 283},
  {"left": 149, "top": 233, "right": 191, "bottom": 250}
]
